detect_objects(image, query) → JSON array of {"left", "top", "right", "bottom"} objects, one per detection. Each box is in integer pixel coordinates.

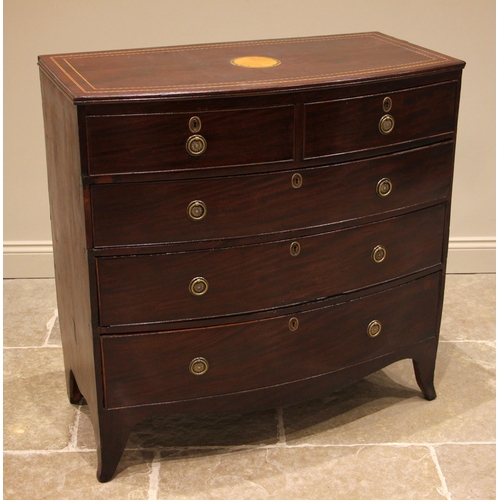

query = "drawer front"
[
  {"left": 101, "top": 272, "right": 441, "bottom": 408},
  {"left": 304, "top": 82, "right": 457, "bottom": 159},
  {"left": 86, "top": 106, "right": 295, "bottom": 175},
  {"left": 91, "top": 142, "right": 454, "bottom": 248},
  {"left": 96, "top": 205, "right": 445, "bottom": 327}
]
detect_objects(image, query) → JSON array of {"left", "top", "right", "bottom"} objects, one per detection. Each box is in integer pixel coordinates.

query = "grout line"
[
  {"left": 67, "top": 405, "right": 82, "bottom": 451},
  {"left": 3, "top": 345, "right": 61, "bottom": 349},
  {"left": 147, "top": 451, "right": 161, "bottom": 500},
  {"left": 43, "top": 308, "right": 58, "bottom": 347},
  {"left": 440, "top": 339, "right": 495, "bottom": 346},
  {"left": 5, "top": 441, "right": 495, "bottom": 455},
  {"left": 276, "top": 407, "right": 287, "bottom": 445},
  {"left": 4, "top": 449, "right": 97, "bottom": 455},
  {"left": 428, "top": 445, "right": 452, "bottom": 500}
]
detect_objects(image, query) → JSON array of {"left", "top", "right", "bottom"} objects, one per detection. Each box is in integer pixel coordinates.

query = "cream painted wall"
[{"left": 4, "top": 0, "right": 495, "bottom": 277}]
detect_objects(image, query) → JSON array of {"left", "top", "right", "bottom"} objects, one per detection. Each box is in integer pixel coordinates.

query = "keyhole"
[
  {"left": 189, "top": 116, "right": 202, "bottom": 133},
  {"left": 290, "top": 241, "right": 301, "bottom": 257},
  {"left": 291, "top": 173, "right": 303, "bottom": 188}
]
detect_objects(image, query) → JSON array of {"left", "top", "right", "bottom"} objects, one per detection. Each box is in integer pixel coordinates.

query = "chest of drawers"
[{"left": 39, "top": 32, "right": 464, "bottom": 482}]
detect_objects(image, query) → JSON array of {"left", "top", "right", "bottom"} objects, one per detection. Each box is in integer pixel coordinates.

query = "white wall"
[{"left": 4, "top": 0, "right": 495, "bottom": 277}]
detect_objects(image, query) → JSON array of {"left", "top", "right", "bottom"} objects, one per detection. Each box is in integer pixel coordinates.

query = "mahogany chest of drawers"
[{"left": 39, "top": 32, "right": 465, "bottom": 481}]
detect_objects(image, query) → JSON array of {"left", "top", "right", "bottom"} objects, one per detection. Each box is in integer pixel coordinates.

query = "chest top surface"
[{"left": 38, "top": 32, "right": 464, "bottom": 102}]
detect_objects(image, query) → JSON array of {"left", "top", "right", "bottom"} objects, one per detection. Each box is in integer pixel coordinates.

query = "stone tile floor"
[{"left": 3, "top": 275, "right": 495, "bottom": 499}]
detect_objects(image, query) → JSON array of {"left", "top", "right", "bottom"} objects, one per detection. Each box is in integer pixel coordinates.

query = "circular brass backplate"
[
  {"left": 187, "top": 200, "right": 207, "bottom": 221},
  {"left": 186, "top": 135, "right": 207, "bottom": 156},
  {"left": 376, "top": 178, "right": 393, "bottom": 197},
  {"left": 379, "top": 114, "right": 395, "bottom": 135},
  {"left": 189, "top": 277, "right": 209, "bottom": 296},
  {"left": 230, "top": 56, "right": 281, "bottom": 68},
  {"left": 371, "top": 245, "right": 387, "bottom": 263},
  {"left": 189, "top": 357, "right": 209, "bottom": 375},
  {"left": 367, "top": 320, "right": 382, "bottom": 338}
]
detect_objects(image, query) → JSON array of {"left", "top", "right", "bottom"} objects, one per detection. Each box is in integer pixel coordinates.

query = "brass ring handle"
[
  {"left": 189, "top": 277, "right": 209, "bottom": 296},
  {"left": 189, "top": 357, "right": 209, "bottom": 375},
  {"left": 367, "top": 320, "right": 382, "bottom": 338},
  {"left": 379, "top": 114, "right": 395, "bottom": 135},
  {"left": 376, "top": 178, "right": 393, "bottom": 197},
  {"left": 186, "top": 134, "right": 207, "bottom": 156},
  {"left": 371, "top": 245, "right": 387, "bottom": 263},
  {"left": 187, "top": 200, "right": 207, "bottom": 221}
]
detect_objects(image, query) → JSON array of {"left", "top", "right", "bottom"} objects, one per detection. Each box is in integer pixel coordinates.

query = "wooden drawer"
[
  {"left": 86, "top": 106, "right": 295, "bottom": 175},
  {"left": 91, "top": 142, "right": 454, "bottom": 248},
  {"left": 96, "top": 204, "right": 445, "bottom": 328},
  {"left": 304, "top": 82, "right": 457, "bottom": 159},
  {"left": 101, "top": 272, "right": 441, "bottom": 409}
]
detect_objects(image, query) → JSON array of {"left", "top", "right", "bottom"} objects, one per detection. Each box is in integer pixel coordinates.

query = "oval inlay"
[{"left": 230, "top": 56, "right": 281, "bottom": 68}]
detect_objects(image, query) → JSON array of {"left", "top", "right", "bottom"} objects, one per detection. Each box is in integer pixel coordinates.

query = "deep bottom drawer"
[{"left": 101, "top": 272, "right": 441, "bottom": 409}]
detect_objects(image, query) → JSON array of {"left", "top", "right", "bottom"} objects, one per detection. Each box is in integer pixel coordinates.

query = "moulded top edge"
[{"left": 38, "top": 32, "right": 465, "bottom": 103}]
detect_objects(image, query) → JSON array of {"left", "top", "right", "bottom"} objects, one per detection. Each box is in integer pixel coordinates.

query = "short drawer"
[
  {"left": 86, "top": 106, "right": 294, "bottom": 175},
  {"left": 96, "top": 204, "right": 446, "bottom": 328},
  {"left": 304, "top": 82, "right": 457, "bottom": 159},
  {"left": 101, "top": 272, "right": 441, "bottom": 408},
  {"left": 91, "top": 142, "right": 454, "bottom": 248}
]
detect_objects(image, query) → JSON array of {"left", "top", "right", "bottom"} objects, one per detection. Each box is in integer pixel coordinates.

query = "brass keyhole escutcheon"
[
  {"left": 383, "top": 96, "right": 392, "bottom": 112},
  {"left": 290, "top": 241, "right": 301, "bottom": 257},
  {"left": 291, "top": 173, "right": 303, "bottom": 189},
  {"left": 189, "top": 357, "right": 209, "bottom": 375},
  {"left": 186, "top": 135, "right": 207, "bottom": 156},
  {"left": 189, "top": 277, "right": 209, "bottom": 296},
  {"left": 187, "top": 200, "right": 207, "bottom": 221},
  {"left": 379, "top": 114, "right": 395, "bottom": 135},
  {"left": 289, "top": 317, "right": 299, "bottom": 331},
  {"left": 189, "top": 116, "right": 202, "bottom": 133},
  {"left": 371, "top": 245, "right": 387, "bottom": 263},
  {"left": 376, "top": 178, "right": 393, "bottom": 197},
  {"left": 367, "top": 320, "right": 382, "bottom": 338}
]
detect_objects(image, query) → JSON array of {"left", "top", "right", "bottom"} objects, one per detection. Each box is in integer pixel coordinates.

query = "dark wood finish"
[
  {"left": 102, "top": 273, "right": 440, "bottom": 409},
  {"left": 38, "top": 32, "right": 464, "bottom": 101},
  {"left": 91, "top": 142, "right": 454, "bottom": 248},
  {"left": 39, "top": 72, "right": 102, "bottom": 454},
  {"left": 304, "top": 82, "right": 457, "bottom": 159},
  {"left": 86, "top": 106, "right": 295, "bottom": 175},
  {"left": 96, "top": 205, "right": 445, "bottom": 327},
  {"left": 39, "top": 33, "right": 464, "bottom": 482}
]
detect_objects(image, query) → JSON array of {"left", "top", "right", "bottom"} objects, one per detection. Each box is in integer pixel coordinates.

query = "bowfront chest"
[{"left": 39, "top": 32, "right": 465, "bottom": 481}]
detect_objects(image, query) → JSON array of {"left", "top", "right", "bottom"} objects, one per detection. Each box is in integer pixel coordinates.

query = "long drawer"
[
  {"left": 101, "top": 272, "right": 441, "bottom": 409},
  {"left": 304, "top": 82, "right": 457, "bottom": 159},
  {"left": 91, "top": 142, "right": 454, "bottom": 248},
  {"left": 96, "top": 204, "right": 445, "bottom": 328},
  {"left": 86, "top": 106, "right": 295, "bottom": 175}
]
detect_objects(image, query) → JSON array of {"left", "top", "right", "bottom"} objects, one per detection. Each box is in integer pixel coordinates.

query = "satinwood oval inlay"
[{"left": 230, "top": 56, "right": 281, "bottom": 68}]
